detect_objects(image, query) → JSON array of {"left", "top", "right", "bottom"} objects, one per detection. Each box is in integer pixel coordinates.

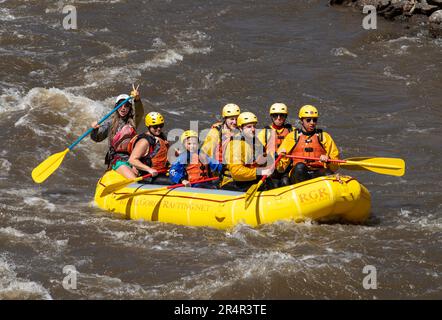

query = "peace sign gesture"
[{"left": 130, "top": 83, "right": 140, "bottom": 101}]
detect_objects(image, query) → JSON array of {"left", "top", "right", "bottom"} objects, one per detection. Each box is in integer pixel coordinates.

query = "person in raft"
[
  {"left": 221, "top": 112, "right": 274, "bottom": 192},
  {"left": 277, "top": 105, "right": 339, "bottom": 184},
  {"left": 257, "top": 102, "right": 293, "bottom": 187},
  {"left": 201, "top": 103, "right": 241, "bottom": 164},
  {"left": 169, "top": 130, "right": 223, "bottom": 188},
  {"left": 127, "top": 112, "right": 170, "bottom": 184},
  {"left": 90, "top": 85, "right": 143, "bottom": 179}
]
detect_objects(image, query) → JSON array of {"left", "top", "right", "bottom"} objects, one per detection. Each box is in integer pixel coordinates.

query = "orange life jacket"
[
  {"left": 111, "top": 124, "right": 137, "bottom": 153},
  {"left": 290, "top": 129, "right": 326, "bottom": 169},
  {"left": 127, "top": 132, "right": 169, "bottom": 170},
  {"left": 211, "top": 122, "right": 234, "bottom": 162},
  {"left": 185, "top": 152, "right": 209, "bottom": 182},
  {"left": 263, "top": 123, "right": 293, "bottom": 153}
]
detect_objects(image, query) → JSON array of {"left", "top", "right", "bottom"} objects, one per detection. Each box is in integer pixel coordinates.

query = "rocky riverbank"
[{"left": 329, "top": 0, "right": 442, "bottom": 37}]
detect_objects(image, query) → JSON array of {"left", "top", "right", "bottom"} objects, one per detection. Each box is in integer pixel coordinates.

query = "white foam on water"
[
  {"left": 0, "top": 158, "right": 11, "bottom": 176},
  {"left": 139, "top": 49, "right": 184, "bottom": 69},
  {"left": 330, "top": 47, "right": 358, "bottom": 58},
  {"left": 23, "top": 197, "right": 56, "bottom": 212},
  {"left": 13, "top": 215, "right": 65, "bottom": 226},
  {"left": 0, "top": 7, "right": 15, "bottom": 21},
  {"left": 72, "top": 31, "right": 211, "bottom": 90},
  {"left": 386, "top": 36, "right": 420, "bottom": 44},
  {"left": 0, "top": 256, "right": 52, "bottom": 300},
  {"left": 155, "top": 251, "right": 301, "bottom": 299},
  {"left": 383, "top": 66, "right": 408, "bottom": 81},
  {"left": 0, "top": 87, "right": 25, "bottom": 114},
  {"left": 10, "top": 87, "right": 109, "bottom": 168},
  {"left": 0, "top": 227, "right": 49, "bottom": 241},
  {"left": 71, "top": 272, "right": 148, "bottom": 299}
]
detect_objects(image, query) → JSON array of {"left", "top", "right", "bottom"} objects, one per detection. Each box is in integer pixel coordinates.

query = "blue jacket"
[{"left": 169, "top": 150, "right": 223, "bottom": 185}]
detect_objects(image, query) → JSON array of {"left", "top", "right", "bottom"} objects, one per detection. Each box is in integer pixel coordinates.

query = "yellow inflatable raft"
[{"left": 94, "top": 171, "right": 371, "bottom": 229}]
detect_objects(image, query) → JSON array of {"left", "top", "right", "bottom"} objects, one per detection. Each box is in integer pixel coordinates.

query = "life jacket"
[
  {"left": 290, "top": 128, "right": 326, "bottom": 169},
  {"left": 211, "top": 122, "right": 235, "bottom": 163},
  {"left": 185, "top": 152, "right": 210, "bottom": 182},
  {"left": 127, "top": 132, "right": 169, "bottom": 170},
  {"left": 263, "top": 123, "right": 293, "bottom": 152},
  {"left": 110, "top": 124, "right": 137, "bottom": 154}
]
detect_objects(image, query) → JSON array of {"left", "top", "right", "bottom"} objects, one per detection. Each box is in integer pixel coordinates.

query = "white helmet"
[{"left": 115, "top": 94, "right": 132, "bottom": 105}]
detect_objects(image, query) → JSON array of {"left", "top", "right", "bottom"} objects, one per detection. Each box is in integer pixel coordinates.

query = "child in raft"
[{"left": 169, "top": 130, "right": 223, "bottom": 188}]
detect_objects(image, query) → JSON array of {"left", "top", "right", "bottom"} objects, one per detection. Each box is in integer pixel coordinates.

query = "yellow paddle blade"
[
  {"left": 116, "top": 186, "right": 169, "bottom": 200},
  {"left": 31, "top": 148, "right": 70, "bottom": 183},
  {"left": 100, "top": 176, "right": 143, "bottom": 198},
  {"left": 244, "top": 180, "right": 263, "bottom": 209},
  {"left": 340, "top": 157, "right": 405, "bottom": 177}
]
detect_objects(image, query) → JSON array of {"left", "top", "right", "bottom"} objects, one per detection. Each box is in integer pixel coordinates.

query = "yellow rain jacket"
[
  {"left": 201, "top": 122, "right": 240, "bottom": 162},
  {"left": 223, "top": 138, "right": 260, "bottom": 182}
]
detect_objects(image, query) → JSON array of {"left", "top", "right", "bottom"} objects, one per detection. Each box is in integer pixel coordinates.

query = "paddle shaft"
[
  {"left": 68, "top": 96, "right": 132, "bottom": 150},
  {"left": 260, "top": 154, "right": 284, "bottom": 182},
  {"left": 285, "top": 155, "right": 401, "bottom": 169},
  {"left": 134, "top": 168, "right": 168, "bottom": 182},
  {"left": 167, "top": 177, "right": 219, "bottom": 189},
  {"left": 244, "top": 154, "right": 283, "bottom": 209}
]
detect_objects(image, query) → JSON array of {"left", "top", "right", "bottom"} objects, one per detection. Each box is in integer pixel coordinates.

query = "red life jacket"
[
  {"left": 127, "top": 132, "right": 169, "bottom": 170},
  {"left": 185, "top": 152, "right": 209, "bottom": 182},
  {"left": 111, "top": 124, "right": 137, "bottom": 154},
  {"left": 263, "top": 123, "right": 293, "bottom": 153},
  {"left": 211, "top": 122, "right": 234, "bottom": 163},
  {"left": 290, "top": 129, "right": 326, "bottom": 169}
]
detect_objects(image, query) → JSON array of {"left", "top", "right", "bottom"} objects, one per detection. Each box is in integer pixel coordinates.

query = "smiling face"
[
  {"left": 301, "top": 117, "right": 318, "bottom": 133},
  {"left": 224, "top": 116, "right": 238, "bottom": 130},
  {"left": 148, "top": 123, "right": 164, "bottom": 136},
  {"left": 117, "top": 101, "right": 132, "bottom": 118}
]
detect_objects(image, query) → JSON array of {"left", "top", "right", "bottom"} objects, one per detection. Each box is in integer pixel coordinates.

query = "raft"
[{"left": 94, "top": 171, "right": 371, "bottom": 229}]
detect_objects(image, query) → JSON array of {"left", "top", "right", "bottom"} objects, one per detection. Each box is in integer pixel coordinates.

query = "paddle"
[
  {"left": 244, "top": 154, "right": 283, "bottom": 209},
  {"left": 116, "top": 177, "right": 220, "bottom": 200},
  {"left": 285, "top": 155, "right": 405, "bottom": 177},
  {"left": 100, "top": 169, "right": 168, "bottom": 197},
  {"left": 31, "top": 95, "right": 133, "bottom": 183}
]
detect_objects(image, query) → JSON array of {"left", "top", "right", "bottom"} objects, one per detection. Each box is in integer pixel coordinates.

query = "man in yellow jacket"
[
  {"left": 222, "top": 112, "right": 273, "bottom": 191},
  {"left": 201, "top": 103, "right": 241, "bottom": 163},
  {"left": 277, "top": 105, "right": 339, "bottom": 184}
]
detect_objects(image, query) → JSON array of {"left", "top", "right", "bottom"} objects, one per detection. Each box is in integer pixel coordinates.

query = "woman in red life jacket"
[
  {"left": 257, "top": 103, "right": 293, "bottom": 187},
  {"left": 277, "top": 105, "right": 340, "bottom": 184},
  {"left": 90, "top": 86, "right": 143, "bottom": 179},
  {"left": 128, "top": 112, "right": 170, "bottom": 184},
  {"left": 169, "top": 130, "right": 223, "bottom": 188}
]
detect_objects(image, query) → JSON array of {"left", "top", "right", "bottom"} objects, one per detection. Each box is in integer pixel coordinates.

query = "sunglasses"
[
  {"left": 304, "top": 118, "right": 317, "bottom": 123},
  {"left": 272, "top": 114, "right": 287, "bottom": 118},
  {"left": 151, "top": 124, "right": 164, "bottom": 129}
]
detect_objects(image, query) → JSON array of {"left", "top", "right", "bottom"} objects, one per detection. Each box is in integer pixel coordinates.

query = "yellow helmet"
[
  {"left": 269, "top": 103, "right": 288, "bottom": 115},
  {"left": 298, "top": 105, "right": 319, "bottom": 119},
  {"left": 145, "top": 112, "right": 165, "bottom": 127},
  {"left": 180, "top": 130, "right": 199, "bottom": 143},
  {"left": 237, "top": 112, "right": 258, "bottom": 127},
  {"left": 222, "top": 103, "right": 241, "bottom": 118}
]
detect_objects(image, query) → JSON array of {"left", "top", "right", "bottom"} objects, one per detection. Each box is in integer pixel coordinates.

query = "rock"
[
  {"left": 355, "top": 0, "right": 390, "bottom": 10},
  {"left": 414, "top": 2, "right": 439, "bottom": 15},
  {"left": 427, "top": 0, "right": 442, "bottom": 7},
  {"left": 429, "top": 10, "right": 442, "bottom": 36},
  {"left": 378, "top": 0, "right": 408, "bottom": 19}
]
